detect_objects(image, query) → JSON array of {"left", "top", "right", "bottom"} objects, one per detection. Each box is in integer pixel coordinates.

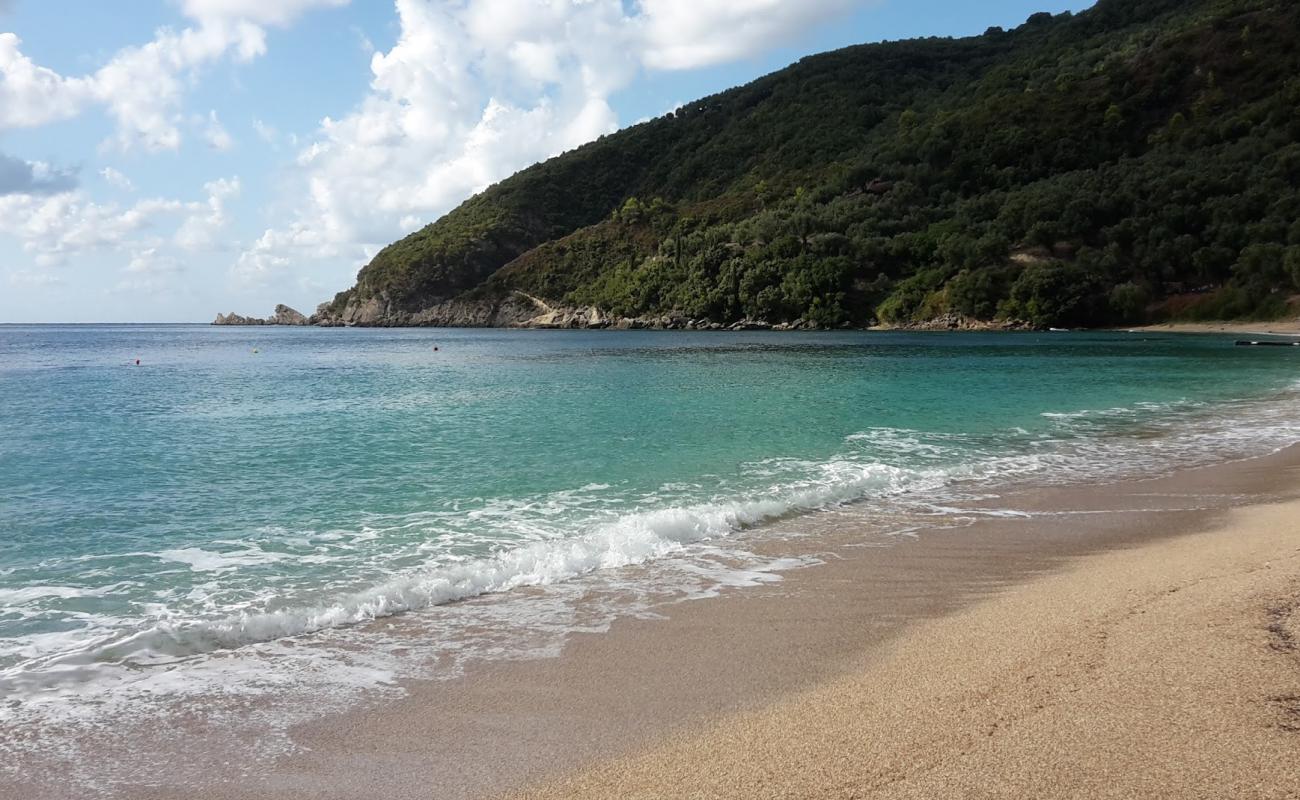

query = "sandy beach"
[
  {"left": 1127, "top": 318, "right": 1300, "bottom": 336},
  {"left": 516, "top": 487, "right": 1300, "bottom": 799}
]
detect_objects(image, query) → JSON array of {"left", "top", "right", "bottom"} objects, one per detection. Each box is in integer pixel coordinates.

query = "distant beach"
[{"left": 1126, "top": 317, "right": 1300, "bottom": 336}]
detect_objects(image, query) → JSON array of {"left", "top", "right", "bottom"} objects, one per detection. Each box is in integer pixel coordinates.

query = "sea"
[{"left": 2, "top": 325, "right": 1298, "bottom": 783}]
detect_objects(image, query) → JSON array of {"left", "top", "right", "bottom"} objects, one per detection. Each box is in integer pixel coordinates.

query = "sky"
[{"left": 0, "top": 0, "right": 1094, "bottom": 322}]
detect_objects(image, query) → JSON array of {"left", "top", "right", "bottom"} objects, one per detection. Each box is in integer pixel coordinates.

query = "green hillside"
[{"left": 319, "top": 0, "right": 1300, "bottom": 328}]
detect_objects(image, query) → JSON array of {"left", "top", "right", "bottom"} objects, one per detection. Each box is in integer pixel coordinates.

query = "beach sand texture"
[{"left": 512, "top": 499, "right": 1300, "bottom": 800}]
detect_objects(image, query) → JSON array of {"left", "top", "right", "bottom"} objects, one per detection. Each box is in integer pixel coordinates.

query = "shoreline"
[
  {"left": 57, "top": 443, "right": 1298, "bottom": 800},
  {"left": 519, "top": 478, "right": 1300, "bottom": 799},
  {"left": 1122, "top": 319, "right": 1300, "bottom": 335}
]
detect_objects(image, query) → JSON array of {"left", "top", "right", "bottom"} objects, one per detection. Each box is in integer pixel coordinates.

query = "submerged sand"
[{"left": 515, "top": 499, "right": 1300, "bottom": 799}]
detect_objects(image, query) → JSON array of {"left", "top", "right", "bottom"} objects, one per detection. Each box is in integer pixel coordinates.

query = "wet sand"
[
  {"left": 76, "top": 446, "right": 1296, "bottom": 800},
  {"left": 5, "top": 449, "right": 1298, "bottom": 799},
  {"left": 519, "top": 478, "right": 1300, "bottom": 798}
]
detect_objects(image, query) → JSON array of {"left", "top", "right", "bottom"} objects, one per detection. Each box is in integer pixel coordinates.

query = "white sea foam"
[
  {"left": 156, "top": 547, "right": 288, "bottom": 572},
  {"left": 3, "top": 379, "right": 1300, "bottom": 743},
  {"left": 0, "top": 586, "right": 101, "bottom": 604},
  {"left": 0, "top": 461, "right": 924, "bottom": 690}
]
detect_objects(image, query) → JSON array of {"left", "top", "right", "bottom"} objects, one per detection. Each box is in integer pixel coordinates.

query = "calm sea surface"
[{"left": 1, "top": 325, "right": 1298, "bottom": 713}]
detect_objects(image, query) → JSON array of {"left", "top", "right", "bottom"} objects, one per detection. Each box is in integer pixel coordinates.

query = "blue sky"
[{"left": 0, "top": 0, "right": 1093, "bottom": 322}]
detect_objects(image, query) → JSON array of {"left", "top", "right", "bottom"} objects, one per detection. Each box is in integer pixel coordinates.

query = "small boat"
[{"left": 1234, "top": 340, "right": 1300, "bottom": 347}]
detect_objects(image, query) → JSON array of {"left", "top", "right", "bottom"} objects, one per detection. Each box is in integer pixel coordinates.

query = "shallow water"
[{"left": 1, "top": 325, "right": 1298, "bottom": 713}]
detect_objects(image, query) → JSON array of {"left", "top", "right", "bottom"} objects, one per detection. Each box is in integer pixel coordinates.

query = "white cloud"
[
  {"left": 0, "top": 176, "right": 239, "bottom": 269},
  {"left": 0, "top": 191, "right": 180, "bottom": 265},
  {"left": 204, "top": 109, "right": 235, "bottom": 150},
  {"left": 252, "top": 117, "right": 279, "bottom": 144},
  {"left": 126, "top": 246, "right": 182, "bottom": 274},
  {"left": 175, "top": 176, "right": 241, "bottom": 249},
  {"left": 234, "top": 222, "right": 338, "bottom": 283},
  {"left": 99, "top": 167, "right": 135, "bottom": 191},
  {"left": 0, "top": 1, "right": 347, "bottom": 151},
  {"left": 238, "top": 0, "right": 867, "bottom": 280},
  {"left": 180, "top": 0, "right": 349, "bottom": 27},
  {"left": 0, "top": 33, "right": 95, "bottom": 128},
  {"left": 242, "top": 0, "right": 635, "bottom": 270},
  {"left": 638, "top": 0, "right": 863, "bottom": 70}
]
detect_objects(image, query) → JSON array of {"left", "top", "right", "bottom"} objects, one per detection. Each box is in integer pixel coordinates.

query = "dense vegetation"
[{"left": 324, "top": 0, "right": 1300, "bottom": 328}]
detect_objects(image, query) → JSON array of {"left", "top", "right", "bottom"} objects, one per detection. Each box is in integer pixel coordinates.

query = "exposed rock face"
[
  {"left": 269, "top": 304, "right": 309, "bottom": 325},
  {"left": 212, "top": 312, "right": 265, "bottom": 325},
  {"left": 310, "top": 292, "right": 540, "bottom": 328},
  {"left": 308, "top": 290, "right": 855, "bottom": 331},
  {"left": 212, "top": 305, "right": 310, "bottom": 326},
  {"left": 881, "top": 313, "right": 1034, "bottom": 332}
]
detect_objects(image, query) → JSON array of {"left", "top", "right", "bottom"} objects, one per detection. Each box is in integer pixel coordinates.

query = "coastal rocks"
[
  {"left": 310, "top": 291, "right": 541, "bottom": 328},
  {"left": 772, "top": 319, "right": 817, "bottom": 331},
  {"left": 213, "top": 304, "right": 310, "bottom": 326},
  {"left": 212, "top": 312, "right": 263, "bottom": 325},
  {"left": 512, "top": 293, "right": 609, "bottom": 329},
  {"left": 307, "top": 289, "right": 856, "bottom": 331},
  {"left": 269, "top": 304, "right": 309, "bottom": 325},
  {"left": 882, "top": 313, "right": 1034, "bottom": 332}
]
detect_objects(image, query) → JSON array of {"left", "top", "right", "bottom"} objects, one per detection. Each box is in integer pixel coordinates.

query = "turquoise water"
[{"left": 1, "top": 325, "right": 1299, "bottom": 699}]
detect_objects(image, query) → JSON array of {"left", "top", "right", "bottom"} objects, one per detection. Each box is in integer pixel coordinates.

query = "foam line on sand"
[{"left": 512, "top": 499, "right": 1300, "bottom": 799}]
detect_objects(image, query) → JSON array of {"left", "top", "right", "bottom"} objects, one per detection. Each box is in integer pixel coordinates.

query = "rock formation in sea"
[{"left": 212, "top": 304, "right": 310, "bottom": 326}]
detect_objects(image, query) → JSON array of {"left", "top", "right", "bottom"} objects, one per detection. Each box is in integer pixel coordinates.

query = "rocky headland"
[
  {"left": 218, "top": 293, "right": 1046, "bottom": 332},
  {"left": 212, "top": 304, "right": 310, "bottom": 326},
  {"left": 306, "top": 291, "right": 848, "bottom": 331}
]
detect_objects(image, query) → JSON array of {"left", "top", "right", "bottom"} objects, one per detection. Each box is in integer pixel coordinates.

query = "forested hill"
[{"left": 315, "top": 0, "right": 1300, "bottom": 329}]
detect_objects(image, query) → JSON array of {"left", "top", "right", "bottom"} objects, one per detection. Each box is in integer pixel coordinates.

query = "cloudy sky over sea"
[{"left": 0, "top": 0, "right": 1088, "bottom": 322}]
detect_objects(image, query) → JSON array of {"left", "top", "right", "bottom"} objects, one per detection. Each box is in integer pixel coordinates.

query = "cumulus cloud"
[
  {"left": 241, "top": 0, "right": 636, "bottom": 267},
  {"left": 252, "top": 118, "right": 278, "bottom": 144},
  {"left": 0, "top": 192, "right": 174, "bottom": 265},
  {"left": 126, "top": 246, "right": 182, "bottom": 274},
  {"left": 238, "top": 0, "right": 866, "bottom": 279},
  {"left": 0, "top": 33, "right": 95, "bottom": 129},
  {"left": 0, "top": 152, "right": 77, "bottom": 196},
  {"left": 0, "top": 0, "right": 346, "bottom": 151},
  {"left": 175, "top": 176, "right": 241, "bottom": 249},
  {"left": 99, "top": 167, "right": 134, "bottom": 191},
  {"left": 234, "top": 222, "right": 337, "bottom": 282},
  {"left": 204, "top": 110, "right": 235, "bottom": 151},
  {"left": 638, "top": 0, "right": 862, "bottom": 70},
  {"left": 0, "top": 175, "right": 239, "bottom": 268}
]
